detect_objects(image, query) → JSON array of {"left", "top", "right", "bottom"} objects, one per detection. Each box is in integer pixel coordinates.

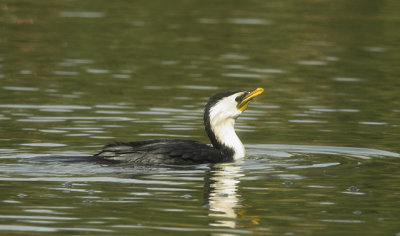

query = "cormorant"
[{"left": 95, "top": 88, "right": 264, "bottom": 164}]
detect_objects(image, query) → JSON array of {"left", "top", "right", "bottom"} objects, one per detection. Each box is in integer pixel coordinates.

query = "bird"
[{"left": 95, "top": 88, "right": 264, "bottom": 164}]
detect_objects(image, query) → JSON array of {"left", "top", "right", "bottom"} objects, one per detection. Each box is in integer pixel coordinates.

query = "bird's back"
[{"left": 95, "top": 139, "right": 230, "bottom": 164}]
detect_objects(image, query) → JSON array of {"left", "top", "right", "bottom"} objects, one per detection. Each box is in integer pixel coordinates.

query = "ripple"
[
  {"left": 112, "top": 225, "right": 252, "bottom": 234},
  {"left": 0, "top": 224, "right": 114, "bottom": 233},
  {"left": 273, "top": 174, "right": 304, "bottom": 180},
  {"left": 310, "top": 108, "right": 359, "bottom": 113},
  {"left": 112, "top": 74, "right": 131, "bottom": 79},
  {"left": 162, "top": 126, "right": 195, "bottom": 131},
  {"left": 161, "top": 60, "right": 179, "bottom": 65},
  {"left": 90, "top": 136, "right": 114, "bottom": 139},
  {"left": 49, "top": 188, "right": 102, "bottom": 193},
  {"left": 3, "top": 200, "right": 21, "bottom": 204},
  {"left": 246, "top": 68, "right": 286, "bottom": 74},
  {"left": 65, "top": 133, "right": 90, "bottom": 137},
  {"left": 160, "top": 208, "right": 185, "bottom": 212},
  {"left": 147, "top": 187, "right": 195, "bottom": 192},
  {"left": 307, "top": 185, "right": 335, "bottom": 189},
  {"left": 95, "top": 110, "right": 127, "bottom": 114},
  {"left": 220, "top": 53, "right": 249, "bottom": 60},
  {"left": 94, "top": 104, "right": 133, "bottom": 109},
  {"left": 179, "top": 85, "right": 218, "bottom": 90},
  {"left": 289, "top": 119, "right": 327, "bottom": 124},
  {"left": 288, "top": 162, "right": 341, "bottom": 169},
  {"left": 17, "top": 119, "right": 65, "bottom": 122},
  {"left": 59, "top": 11, "right": 105, "bottom": 18},
  {"left": 223, "top": 64, "right": 245, "bottom": 69},
  {"left": 59, "top": 59, "right": 94, "bottom": 66},
  {"left": 0, "top": 177, "right": 187, "bottom": 185},
  {"left": 17, "top": 116, "right": 136, "bottom": 122},
  {"left": 341, "top": 190, "right": 365, "bottom": 195},
  {"left": 20, "top": 70, "right": 32, "bottom": 74},
  {"left": 247, "top": 144, "right": 400, "bottom": 158},
  {"left": 324, "top": 56, "right": 339, "bottom": 61},
  {"left": 151, "top": 107, "right": 190, "bottom": 113},
  {"left": 222, "top": 73, "right": 262, "bottom": 78},
  {"left": 39, "top": 129, "right": 68, "bottom": 133},
  {"left": 2, "top": 86, "right": 39, "bottom": 91},
  {"left": 297, "top": 60, "right": 327, "bottom": 66},
  {"left": 86, "top": 68, "right": 109, "bottom": 74},
  {"left": 314, "top": 201, "right": 335, "bottom": 205},
  {"left": 23, "top": 209, "right": 66, "bottom": 214},
  {"left": 134, "top": 111, "right": 169, "bottom": 115},
  {"left": 20, "top": 143, "right": 67, "bottom": 147},
  {"left": 320, "top": 219, "right": 364, "bottom": 224},
  {"left": 67, "top": 58, "right": 94, "bottom": 64},
  {"left": 56, "top": 127, "right": 102, "bottom": 130},
  {"left": 40, "top": 108, "right": 74, "bottom": 112},
  {"left": 359, "top": 121, "right": 387, "bottom": 126},
  {"left": 0, "top": 225, "right": 57, "bottom": 232},
  {"left": 0, "top": 215, "right": 79, "bottom": 221},
  {"left": 364, "top": 47, "right": 386, "bottom": 53},
  {"left": 228, "top": 18, "right": 271, "bottom": 25},
  {"left": 52, "top": 71, "right": 79, "bottom": 76},
  {"left": 0, "top": 149, "right": 17, "bottom": 153},
  {"left": 333, "top": 77, "right": 362, "bottom": 82},
  {"left": 0, "top": 115, "right": 10, "bottom": 120},
  {"left": 0, "top": 104, "right": 91, "bottom": 110},
  {"left": 138, "top": 133, "right": 193, "bottom": 138},
  {"left": 254, "top": 104, "right": 280, "bottom": 109}
]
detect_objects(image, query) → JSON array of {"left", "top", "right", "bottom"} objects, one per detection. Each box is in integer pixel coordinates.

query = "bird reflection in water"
[{"left": 204, "top": 162, "right": 244, "bottom": 228}]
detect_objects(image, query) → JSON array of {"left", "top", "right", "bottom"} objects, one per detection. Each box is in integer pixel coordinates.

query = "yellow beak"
[{"left": 237, "top": 88, "right": 264, "bottom": 111}]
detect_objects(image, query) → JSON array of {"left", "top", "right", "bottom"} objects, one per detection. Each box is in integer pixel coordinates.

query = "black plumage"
[
  {"left": 95, "top": 139, "right": 230, "bottom": 164},
  {"left": 95, "top": 88, "right": 263, "bottom": 164}
]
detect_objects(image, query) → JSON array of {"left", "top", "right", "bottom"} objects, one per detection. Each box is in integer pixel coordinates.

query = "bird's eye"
[{"left": 235, "top": 93, "right": 247, "bottom": 102}]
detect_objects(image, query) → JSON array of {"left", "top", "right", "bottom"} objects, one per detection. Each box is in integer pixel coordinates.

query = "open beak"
[{"left": 237, "top": 88, "right": 264, "bottom": 111}]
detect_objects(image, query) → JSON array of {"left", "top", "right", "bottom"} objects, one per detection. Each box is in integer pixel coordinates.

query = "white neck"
[{"left": 211, "top": 117, "right": 245, "bottom": 160}]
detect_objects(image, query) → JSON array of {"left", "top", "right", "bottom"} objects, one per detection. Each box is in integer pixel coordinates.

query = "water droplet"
[
  {"left": 283, "top": 181, "right": 293, "bottom": 187},
  {"left": 347, "top": 186, "right": 359, "bottom": 192}
]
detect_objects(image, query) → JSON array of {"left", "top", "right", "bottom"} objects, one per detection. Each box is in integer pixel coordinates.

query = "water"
[{"left": 1, "top": 0, "right": 400, "bottom": 235}]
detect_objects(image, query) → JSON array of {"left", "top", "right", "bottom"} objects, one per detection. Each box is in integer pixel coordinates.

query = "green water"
[{"left": 1, "top": 0, "right": 400, "bottom": 235}]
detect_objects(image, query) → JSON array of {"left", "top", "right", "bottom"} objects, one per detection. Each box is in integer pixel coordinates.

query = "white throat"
[
  {"left": 211, "top": 118, "right": 245, "bottom": 160},
  {"left": 209, "top": 95, "right": 246, "bottom": 160}
]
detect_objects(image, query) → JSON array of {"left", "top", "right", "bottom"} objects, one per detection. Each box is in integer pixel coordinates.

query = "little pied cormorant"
[{"left": 95, "top": 88, "right": 264, "bottom": 164}]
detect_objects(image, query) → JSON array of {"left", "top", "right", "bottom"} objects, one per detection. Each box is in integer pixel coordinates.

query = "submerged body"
[{"left": 95, "top": 88, "right": 264, "bottom": 164}]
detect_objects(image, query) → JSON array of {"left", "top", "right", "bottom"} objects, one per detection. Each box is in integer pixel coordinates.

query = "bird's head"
[
  {"left": 203, "top": 88, "right": 264, "bottom": 158},
  {"left": 205, "top": 88, "right": 264, "bottom": 121}
]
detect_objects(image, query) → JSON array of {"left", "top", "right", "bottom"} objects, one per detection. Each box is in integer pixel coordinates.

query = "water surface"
[{"left": 1, "top": 0, "right": 400, "bottom": 235}]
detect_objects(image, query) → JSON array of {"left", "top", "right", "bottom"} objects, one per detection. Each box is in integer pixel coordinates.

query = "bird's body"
[
  {"left": 95, "top": 88, "right": 264, "bottom": 164},
  {"left": 96, "top": 139, "right": 227, "bottom": 164}
]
